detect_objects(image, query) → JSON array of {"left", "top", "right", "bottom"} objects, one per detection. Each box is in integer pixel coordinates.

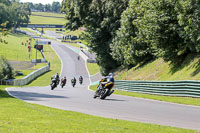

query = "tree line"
[
  {"left": 0, "top": 0, "right": 30, "bottom": 29},
  {"left": 0, "top": 0, "right": 31, "bottom": 80},
  {"left": 61, "top": 0, "right": 200, "bottom": 75},
  {"left": 27, "top": 2, "right": 61, "bottom": 13}
]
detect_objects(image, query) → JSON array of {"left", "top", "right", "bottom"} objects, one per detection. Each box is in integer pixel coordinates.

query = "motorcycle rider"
[
  {"left": 97, "top": 73, "right": 115, "bottom": 96},
  {"left": 79, "top": 76, "right": 83, "bottom": 84},
  {"left": 51, "top": 73, "right": 60, "bottom": 86},
  {"left": 60, "top": 76, "right": 67, "bottom": 87},
  {"left": 71, "top": 77, "right": 76, "bottom": 87}
]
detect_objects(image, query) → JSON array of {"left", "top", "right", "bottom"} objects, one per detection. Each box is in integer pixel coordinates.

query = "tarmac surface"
[{"left": 6, "top": 31, "right": 200, "bottom": 131}]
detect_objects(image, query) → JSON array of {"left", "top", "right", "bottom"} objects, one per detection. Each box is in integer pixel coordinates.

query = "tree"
[
  {"left": 52, "top": 2, "right": 61, "bottom": 13},
  {"left": 133, "top": 0, "right": 189, "bottom": 63},
  {"left": 62, "top": 0, "right": 128, "bottom": 75},
  {"left": 0, "top": 57, "right": 14, "bottom": 80},
  {"left": 111, "top": 0, "right": 154, "bottom": 67},
  {"left": 44, "top": 4, "right": 52, "bottom": 12},
  {"left": 175, "top": 0, "right": 200, "bottom": 53}
]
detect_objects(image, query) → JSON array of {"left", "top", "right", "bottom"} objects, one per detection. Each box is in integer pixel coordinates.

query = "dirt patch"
[{"left": 8, "top": 60, "right": 35, "bottom": 70}]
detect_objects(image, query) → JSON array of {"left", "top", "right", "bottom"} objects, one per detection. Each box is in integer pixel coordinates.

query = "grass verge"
[
  {"left": 25, "top": 45, "right": 61, "bottom": 86},
  {"left": 87, "top": 63, "right": 100, "bottom": 75},
  {"left": 30, "top": 14, "right": 65, "bottom": 25},
  {"left": 0, "top": 85, "right": 197, "bottom": 133},
  {"left": 90, "top": 85, "right": 200, "bottom": 106}
]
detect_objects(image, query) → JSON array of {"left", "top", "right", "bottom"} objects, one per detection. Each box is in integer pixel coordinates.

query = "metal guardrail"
[{"left": 114, "top": 80, "right": 200, "bottom": 98}]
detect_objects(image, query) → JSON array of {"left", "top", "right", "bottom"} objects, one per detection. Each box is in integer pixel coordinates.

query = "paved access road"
[{"left": 7, "top": 32, "right": 200, "bottom": 131}]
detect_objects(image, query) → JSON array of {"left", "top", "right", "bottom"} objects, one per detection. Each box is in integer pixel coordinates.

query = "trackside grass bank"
[
  {"left": 25, "top": 45, "right": 61, "bottom": 86},
  {"left": 90, "top": 85, "right": 200, "bottom": 106},
  {"left": 87, "top": 63, "right": 100, "bottom": 75},
  {"left": 0, "top": 86, "right": 197, "bottom": 133}
]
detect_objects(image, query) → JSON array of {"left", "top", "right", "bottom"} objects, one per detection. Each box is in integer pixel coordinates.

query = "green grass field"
[
  {"left": 31, "top": 12, "right": 65, "bottom": 18},
  {"left": 0, "top": 33, "right": 45, "bottom": 79},
  {"left": 1, "top": 12, "right": 199, "bottom": 132},
  {"left": 30, "top": 12, "right": 65, "bottom": 25},
  {"left": 0, "top": 33, "right": 43, "bottom": 61},
  {"left": 87, "top": 63, "right": 100, "bottom": 75},
  {"left": 116, "top": 55, "right": 200, "bottom": 81},
  {"left": 0, "top": 85, "right": 197, "bottom": 133}
]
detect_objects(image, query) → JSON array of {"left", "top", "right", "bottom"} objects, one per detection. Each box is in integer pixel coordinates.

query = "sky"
[{"left": 20, "top": 0, "right": 63, "bottom": 4}]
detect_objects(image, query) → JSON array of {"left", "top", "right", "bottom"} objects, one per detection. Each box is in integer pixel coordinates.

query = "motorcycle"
[
  {"left": 60, "top": 81, "right": 66, "bottom": 88},
  {"left": 71, "top": 78, "right": 76, "bottom": 87},
  {"left": 79, "top": 76, "right": 83, "bottom": 85},
  {"left": 60, "top": 78, "right": 67, "bottom": 88},
  {"left": 51, "top": 79, "right": 57, "bottom": 90},
  {"left": 93, "top": 78, "right": 114, "bottom": 99}
]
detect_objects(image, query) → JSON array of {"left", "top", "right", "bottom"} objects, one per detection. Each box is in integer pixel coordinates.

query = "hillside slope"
[{"left": 116, "top": 54, "right": 200, "bottom": 81}]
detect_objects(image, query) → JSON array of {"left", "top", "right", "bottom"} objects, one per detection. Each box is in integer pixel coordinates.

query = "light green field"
[
  {"left": 0, "top": 33, "right": 43, "bottom": 61},
  {"left": 87, "top": 63, "right": 100, "bottom": 75},
  {"left": 0, "top": 33, "right": 45, "bottom": 79},
  {"left": 0, "top": 86, "right": 197, "bottom": 133},
  {"left": 116, "top": 55, "right": 200, "bottom": 81},
  {"left": 31, "top": 12, "right": 65, "bottom": 18},
  {"left": 30, "top": 15, "right": 65, "bottom": 25},
  {"left": 25, "top": 45, "right": 61, "bottom": 86}
]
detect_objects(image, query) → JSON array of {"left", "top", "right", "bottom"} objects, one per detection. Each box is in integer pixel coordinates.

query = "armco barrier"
[
  {"left": 114, "top": 80, "right": 200, "bottom": 98},
  {"left": 13, "top": 65, "right": 50, "bottom": 86}
]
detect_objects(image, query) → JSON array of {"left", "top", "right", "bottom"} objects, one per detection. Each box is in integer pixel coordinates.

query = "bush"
[{"left": 0, "top": 57, "right": 14, "bottom": 80}]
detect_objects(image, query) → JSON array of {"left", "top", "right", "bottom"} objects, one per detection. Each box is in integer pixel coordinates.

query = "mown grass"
[
  {"left": 0, "top": 85, "right": 197, "bottom": 133},
  {"left": 87, "top": 63, "right": 100, "bottom": 75},
  {"left": 90, "top": 85, "right": 200, "bottom": 106},
  {"left": 30, "top": 13, "right": 65, "bottom": 25},
  {"left": 0, "top": 32, "right": 45, "bottom": 79},
  {"left": 0, "top": 33, "right": 43, "bottom": 61},
  {"left": 0, "top": 32, "right": 199, "bottom": 133},
  {"left": 31, "top": 12, "right": 65, "bottom": 18},
  {"left": 24, "top": 45, "right": 61, "bottom": 86},
  {"left": 14, "top": 63, "right": 47, "bottom": 79},
  {"left": 116, "top": 55, "right": 200, "bottom": 81}
]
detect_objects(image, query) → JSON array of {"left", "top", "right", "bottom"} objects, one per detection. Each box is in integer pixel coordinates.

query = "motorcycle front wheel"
[{"left": 100, "top": 88, "right": 110, "bottom": 99}]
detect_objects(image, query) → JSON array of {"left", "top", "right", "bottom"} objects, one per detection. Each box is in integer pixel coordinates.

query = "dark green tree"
[
  {"left": 52, "top": 2, "right": 61, "bottom": 13},
  {"left": 62, "top": 0, "right": 128, "bottom": 75},
  {"left": 0, "top": 57, "right": 14, "bottom": 80},
  {"left": 111, "top": 0, "right": 154, "bottom": 67},
  {"left": 134, "top": 0, "right": 187, "bottom": 63},
  {"left": 175, "top": 0, "right": 200, "bottom": 53}
]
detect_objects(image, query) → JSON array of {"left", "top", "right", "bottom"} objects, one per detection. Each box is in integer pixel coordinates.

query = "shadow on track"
[
  {"left": 103, "top": 98, "right": 127, "bottom": 102},
  {"left": 9, "top": 91, "right": 68, "bottom": 101}
]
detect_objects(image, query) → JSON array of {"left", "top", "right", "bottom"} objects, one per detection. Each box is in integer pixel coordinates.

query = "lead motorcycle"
[
  {"left": 93, "top": 78, "right": 114, "bottom": 99},
  {"left": 50, "top": 78, "right": 60, "bottom": 90}
]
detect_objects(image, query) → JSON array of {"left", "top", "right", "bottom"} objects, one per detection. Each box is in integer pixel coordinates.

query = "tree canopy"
[
  {"left": 62, "top": 0, "right": 200, "bottom": 75},
  {"left": 0, "top": 0, "right": 31, "bottom": 29}
]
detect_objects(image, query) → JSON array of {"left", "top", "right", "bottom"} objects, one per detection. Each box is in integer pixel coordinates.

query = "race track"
[{"left": 6, "top": 32, "right": 200, "bottom": 131}]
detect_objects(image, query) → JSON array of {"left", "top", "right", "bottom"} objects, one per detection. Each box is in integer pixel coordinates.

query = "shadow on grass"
[
  {"left": 0, "top": 89, "right": 14, "bottom": 98},
  {"left": 26, "top": 70, "right": 52, "bottom": 86},
  {"left": 169, "top": 53, "right": 200, "bottom": 76}
]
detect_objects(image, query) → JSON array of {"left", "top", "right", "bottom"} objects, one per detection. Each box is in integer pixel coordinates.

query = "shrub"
[{"left": 0, "top": 57, "right": 14, "bottom": 80}]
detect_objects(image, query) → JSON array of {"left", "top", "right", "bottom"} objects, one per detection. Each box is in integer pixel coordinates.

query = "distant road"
[{"left": 6, "top": 30, "right": 200, "bottom": 131}]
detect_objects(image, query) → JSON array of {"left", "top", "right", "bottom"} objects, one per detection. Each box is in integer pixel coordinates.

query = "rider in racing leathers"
[{"left": 98, "top": 73, "right": 115, "bottom": 96}]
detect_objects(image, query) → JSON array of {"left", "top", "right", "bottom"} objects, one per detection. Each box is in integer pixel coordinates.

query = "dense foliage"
[
  {"left": 27, "top": 2, "right": 61, "bottom": 13},
  {"left": 62, "top": 0, "right": 129, "bottom": 75},
  {"left": 0, "top": 0, "right": 30, "bottom": 29},
  {"left": 0, "top": 57, "right": 14, "bottom": 80},
  {"left": 62, "top": 0, "right": 200, "bottom": 74}
]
